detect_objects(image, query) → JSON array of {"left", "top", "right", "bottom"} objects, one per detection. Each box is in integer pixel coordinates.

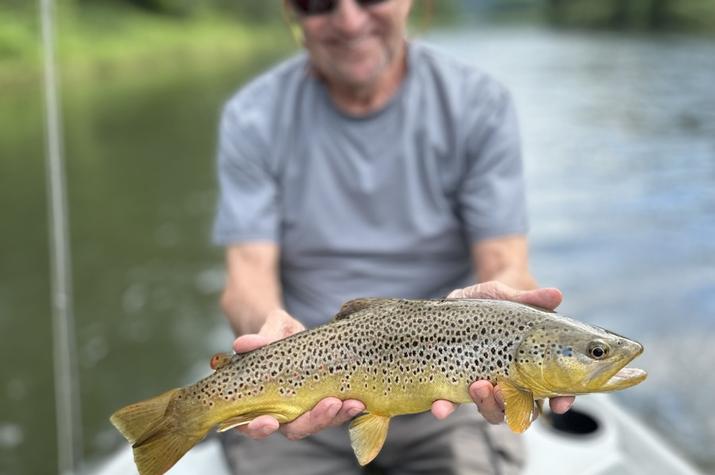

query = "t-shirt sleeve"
[
  {"left": 459, "top": 85, "right": 528, "bottom": 243},
  {"left": 212, "top": 102, "right": 279, "bottom": 245}
]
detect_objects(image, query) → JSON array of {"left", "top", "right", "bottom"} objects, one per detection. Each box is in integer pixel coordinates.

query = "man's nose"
[{"left": 331, "top": 0, "right": 368, "bottom": 36}]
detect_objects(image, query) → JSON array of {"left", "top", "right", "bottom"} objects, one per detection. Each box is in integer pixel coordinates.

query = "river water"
[{"left": 0, "top": 26, "right": 713, "bottom": 474}]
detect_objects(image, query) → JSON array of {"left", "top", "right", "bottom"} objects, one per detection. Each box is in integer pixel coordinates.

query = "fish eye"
[{"left": 588, "top": 341, "right": 609, "bottom": 360}]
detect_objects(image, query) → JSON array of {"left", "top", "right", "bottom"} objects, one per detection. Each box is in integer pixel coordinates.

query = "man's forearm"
[
  {"left": 222, "top": 276, "right": 282, "bottom": 335},
  {"left": 221, "top": 244, "right": 283, "bottom": 335},
  {"left": 473, "top": 235, "right": 537, "bottom": 291},
  {"left": 483, "top": 267, "right": 537, "bottom": 290}
]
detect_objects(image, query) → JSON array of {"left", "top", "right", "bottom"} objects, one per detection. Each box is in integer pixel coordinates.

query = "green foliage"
[
  {"left": 69, "top": 0, "right": 283, "bottom": 19},
  {"left": 412, "top": 0, "right": 461, "bottom": 25},
  {"left": 0, "top": 16, "right": 35, "bottom": 60},
  {"left": 0, "top": 0, "right": 293, "bottom": 88},
  {"left": 669, "top": 0, "right": 715, "bottom": 30},
  {"left": 544, "top": 0, "right": 715, "bottom": 31},
  {"left": 122, "top": 0, "right": 204, "bottom": 16},
  {"left": 213, "top": 0, "right": 283, "bottom": 22}
]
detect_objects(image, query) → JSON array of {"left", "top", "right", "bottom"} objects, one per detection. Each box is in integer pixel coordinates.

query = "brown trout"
[{"left": 110, "top": 298, "right": 646, "bottom": 474}]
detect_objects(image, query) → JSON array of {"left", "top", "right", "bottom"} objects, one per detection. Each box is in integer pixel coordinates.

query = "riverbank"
[
  {"left": 6, "top": 0, "right": 713, "bottom": 89},
  {"left": 0, "top": 3, "right": 293, "bottom": 89}
]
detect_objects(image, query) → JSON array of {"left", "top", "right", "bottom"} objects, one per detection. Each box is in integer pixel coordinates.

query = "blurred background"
[{"left": 0, "top": 0, "right": 713, "bottom": 474}]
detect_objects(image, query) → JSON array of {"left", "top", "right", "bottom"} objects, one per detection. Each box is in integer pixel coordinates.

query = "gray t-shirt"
[{"left": 213, "top": 42, "right": 527, "bottom": 328}]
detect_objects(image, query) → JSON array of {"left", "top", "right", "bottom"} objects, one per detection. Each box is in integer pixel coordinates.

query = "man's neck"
[{"left": 326, "top": 45, "right": 408, "bottom": 117}]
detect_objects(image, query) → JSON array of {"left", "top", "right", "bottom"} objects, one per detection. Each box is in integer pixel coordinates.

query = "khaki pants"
[{"left": 220, "top": 405, "right": 524, "bottom": 475}]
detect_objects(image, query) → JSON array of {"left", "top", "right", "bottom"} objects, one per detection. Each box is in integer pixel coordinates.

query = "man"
[{"left": 213, "top": 0, "right": 573, "bottom": 473}]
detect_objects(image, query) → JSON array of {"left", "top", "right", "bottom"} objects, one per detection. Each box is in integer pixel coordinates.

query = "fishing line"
[{"left": 39, "top": 0, "right": 83, "bottom": 473}]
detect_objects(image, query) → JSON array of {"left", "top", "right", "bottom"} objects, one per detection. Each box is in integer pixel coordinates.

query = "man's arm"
[
  {"left": 472, "top": 235, "right": 536, "bottom": 290},
  {"left": 221, "top": 243, "right": 285, "bottom": 335},
  {"left": 222, "top": 242, "right": 365, "bottom": 440}
]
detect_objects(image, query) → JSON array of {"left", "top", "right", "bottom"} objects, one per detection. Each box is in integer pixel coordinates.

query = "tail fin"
[{"left": 110, "top": 388, "right": 209, "bottom": 475}]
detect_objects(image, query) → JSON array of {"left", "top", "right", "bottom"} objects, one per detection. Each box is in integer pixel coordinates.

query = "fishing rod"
[{"left": 39, "top": 0, "right": 83, "bottom": 473}]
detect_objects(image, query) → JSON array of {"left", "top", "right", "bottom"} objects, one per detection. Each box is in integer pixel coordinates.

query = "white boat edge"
[
  {"left": 89, "top": 394, "right": 703, "bottom": 475},
  {"left": 523, "top": 394, "right": 702, "bottom": 475}
]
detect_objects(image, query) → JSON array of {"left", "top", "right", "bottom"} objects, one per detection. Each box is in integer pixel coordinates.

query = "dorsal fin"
[{"left": 333, "top": 298, "right": 399, "bottom": 321}]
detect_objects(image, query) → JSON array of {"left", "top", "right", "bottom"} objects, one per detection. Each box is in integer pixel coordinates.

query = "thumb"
[
  {"left": 233, "top": 334, "right": 271, "bottom": 353},
  {"left": 259, "top": 309, "right": 306, "bottom": 340},
  {"left": 233, "top": 310, "right": 305, "bottom": 354},
  {"left": 512, "top": 287, "right": 563, "bottom": 311},
  {"left": 449, "top": 281, "right": 563, "bottom": 311}
]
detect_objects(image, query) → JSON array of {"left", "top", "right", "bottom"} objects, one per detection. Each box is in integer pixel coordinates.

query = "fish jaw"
[
  {"left": 597, "top": 366, "right": 648, "bottom": 392},
  {"left": 512, "top": 319, "right": 648, "bottom": 397},
  {"left": 585, "top": 337, "right": 646, "bottom": 392}
]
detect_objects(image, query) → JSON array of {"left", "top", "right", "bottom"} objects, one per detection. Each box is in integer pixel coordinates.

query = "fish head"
[{"left": 512, "top": 315, "right": 647, "bottom": 397}]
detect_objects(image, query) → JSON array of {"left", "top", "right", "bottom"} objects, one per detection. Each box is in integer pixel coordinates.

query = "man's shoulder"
[
  {"left": 223, "top": 52, "right": 310, "bottom": 113},
  {"left": 410, "top": 41, "right": 510, "bottom": 105}
]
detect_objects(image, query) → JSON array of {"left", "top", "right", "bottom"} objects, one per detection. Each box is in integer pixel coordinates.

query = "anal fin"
[
  {"left": 348, "top": 413, "right": 391, "bottom": 466},
  {"left": 499, "top": 379, "right": 537, "bottom": 433}
]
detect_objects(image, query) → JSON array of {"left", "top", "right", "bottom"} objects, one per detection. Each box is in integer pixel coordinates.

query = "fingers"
[
  {"left": 237, "top": 415, "right": 280, "bottom": 439},
  {"left": 331, "top": 399, "right": 366, "bottom": 427},
  {"left": 549, "top": 396, "right": 575, "bottom": 414},
  {"left": 260, "top": 309, "right": 306, "bottom": 340},
  {"left": 279, "top": 398, "right": 363, "bottom": 441},
  {"left": 447, "top": 287, "right": 469, "bottom": 298},
  {"left": 235, "top": 398, "right": 364, "bottom": 441},
  {"left": 233, "top": 310, "right": 306, "bottom": 354},
  {"left": 431, "top": 400, "right": 457, "bottom": 420},
  {"left": 448, "top": 281, "right": 563, "bottom": 311},
  {"left": 514, "top": 287, "right": 563, "bottom": 312},
  {"left": 233, "top": 334, "right": 272, "bottom": 353},
  {"left": 469, "top": 380, "right": 505, "bottom": 424},
  {"left": 279, "top": 398, "right": 340, "bottom": 441}
]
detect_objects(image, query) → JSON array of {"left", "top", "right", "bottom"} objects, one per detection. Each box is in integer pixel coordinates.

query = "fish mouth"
[
  {"left": 600, "top": 367, "right": 648, "bottom": 391},
  {"left": 589, "top": 340, "right": 646, "bottom": 392}
]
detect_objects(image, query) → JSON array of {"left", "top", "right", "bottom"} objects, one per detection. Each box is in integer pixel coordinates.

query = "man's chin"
[{"left": 332, "top": 60, "right": 391, "bottom": 89}]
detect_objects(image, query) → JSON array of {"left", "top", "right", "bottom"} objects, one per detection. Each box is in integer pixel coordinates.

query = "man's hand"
[
  {"left": 232, "top": 309, "right": 365, "bottom": 440},
  {"left": 430, "top": 281, "right": 575, "bottom": 423}
]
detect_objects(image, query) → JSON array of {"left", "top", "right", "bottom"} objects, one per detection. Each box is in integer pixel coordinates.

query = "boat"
[
  {"left": 522, "top": 394, "right": 701, "bottom": 475},
  {"left": 95, "top": 394, "right": 702, "bottom": 475}
]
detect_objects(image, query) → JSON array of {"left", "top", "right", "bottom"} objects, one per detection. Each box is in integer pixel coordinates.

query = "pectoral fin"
[
  {"left": 348, "top": 413, "right": 391, "bottom": 466},
  {"left": 499, "top": 379, "right": 537, "bottom": 433},
  {"left": 216, "top": 412, "right": 282, "bottom": 432},
  {"left": 216, "top": 416, "right": 253, "bottom": 432}
]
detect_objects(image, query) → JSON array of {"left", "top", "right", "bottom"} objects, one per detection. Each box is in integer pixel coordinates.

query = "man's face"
[{"left": 292, "top": 0, "right": 413, "bottom": 90}]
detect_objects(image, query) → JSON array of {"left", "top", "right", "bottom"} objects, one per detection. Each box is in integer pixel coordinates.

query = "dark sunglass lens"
[
  {"left": 357, "top": 0, "right": 390, "bottom": 6},
  {"left": 291, "top": 0, "right": 337, "bottom": 15}
]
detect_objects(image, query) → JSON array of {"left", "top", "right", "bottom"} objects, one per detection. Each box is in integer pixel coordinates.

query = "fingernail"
[
  {"left": 348, "top": 407, "right": 362, "bottom": 417},
  {"left": 260, "top": 427, "right": 273, "bottom": 437}
]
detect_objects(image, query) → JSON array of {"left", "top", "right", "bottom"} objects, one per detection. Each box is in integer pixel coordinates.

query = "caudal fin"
[{"left": 110, "top": 388, "right": 208, "bottom": 475}]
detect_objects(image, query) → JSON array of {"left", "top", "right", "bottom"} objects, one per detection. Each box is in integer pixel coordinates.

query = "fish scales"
[
  {"left": 185, "top": 299, "right": 540, "bottom": 416},
  {"left": 110, "top": 298, "right": 646, "bottom": 475}
]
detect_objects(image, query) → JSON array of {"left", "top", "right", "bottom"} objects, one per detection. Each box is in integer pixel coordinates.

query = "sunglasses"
[{"left": 289, "top": 0, "right": 389, "bottom": 16}]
